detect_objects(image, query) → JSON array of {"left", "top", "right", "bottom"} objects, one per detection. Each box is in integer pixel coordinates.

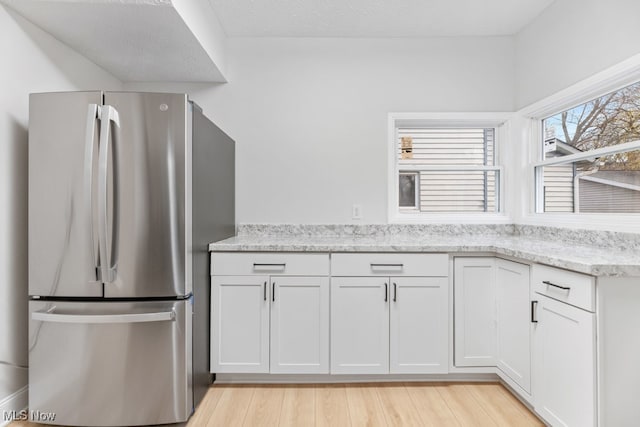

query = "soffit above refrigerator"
[{"left": 2, "top": 0, "right": 227, "bottom": 82}]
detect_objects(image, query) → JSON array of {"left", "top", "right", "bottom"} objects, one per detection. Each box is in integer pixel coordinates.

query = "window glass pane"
[
  {"left": 396, "top": 127, "right": 498, "bottom": 214},
  {"left": 543, "top": 81, "right": 640, "bottom": 160},
  {"left": 397, "top": 128, "right": 494, "bottom": 166},
  {"left": 538, "top": 150, "right": 640, "bottom": 213},
  {"left": 540, "top": 165, "right": 575, "bottom": 212},
  {"left": 399, "top": 173, "right": 417, "bottom": 208},
  {"left": 418, "top": 170, "right": 499, "bottom": 213}
]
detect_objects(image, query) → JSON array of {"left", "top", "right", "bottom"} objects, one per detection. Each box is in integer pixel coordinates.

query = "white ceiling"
[
  {"left": 2, "top": 0, "right": 557, "bottom": 83},
  {"left": 208, "top": 0, "right": 556, "bottom": 38},
  {"left": 2, "top": 0, "right": 226, "bottom": 82}
]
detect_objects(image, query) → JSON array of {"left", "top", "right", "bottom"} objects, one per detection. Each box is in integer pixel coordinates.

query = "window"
[
  {"left": 535, "top": 80, "right": 640, "bottom": 213},
  {"left": 389, "top": 114, "right": 507, "bottom": 221}
]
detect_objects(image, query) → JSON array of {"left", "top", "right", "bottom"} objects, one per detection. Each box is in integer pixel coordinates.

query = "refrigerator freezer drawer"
[{"left": 28, "top": 300, "right": 192, "bottom": 426}]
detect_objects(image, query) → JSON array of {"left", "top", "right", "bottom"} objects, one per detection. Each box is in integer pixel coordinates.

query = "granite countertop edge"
[{"left": 208, "top": 236, "right": 640, "bottom": 277}]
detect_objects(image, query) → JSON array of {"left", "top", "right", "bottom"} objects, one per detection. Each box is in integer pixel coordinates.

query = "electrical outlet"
[{"left": 352, "top": 204, "right": 363, "bottom": 220}]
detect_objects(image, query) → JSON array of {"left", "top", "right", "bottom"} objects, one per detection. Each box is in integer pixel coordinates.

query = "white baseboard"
[
  {"left": 497, "top": 370, "right": 533, "bottom": 405},
  {"left": 0, "top": 386, "right": 28, "bottom": 427},
  {"left": 214, "top": 372, "right": 500, "bottom": 384}
]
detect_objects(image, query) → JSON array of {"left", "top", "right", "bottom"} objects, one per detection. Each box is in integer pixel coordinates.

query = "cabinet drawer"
[
  {"left": 532, "top": 264, "right": 595, "bottom": 312},
  {"left": 331, "top": 253, "right": 448, "bottom": 277},
  {"left": 211, "top": 252, "right": 330, "bottom": 276}
]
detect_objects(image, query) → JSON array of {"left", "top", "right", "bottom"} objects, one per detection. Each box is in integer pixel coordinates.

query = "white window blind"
[{"left": 397, "top": 128, "right": 499, "bottom": 213}]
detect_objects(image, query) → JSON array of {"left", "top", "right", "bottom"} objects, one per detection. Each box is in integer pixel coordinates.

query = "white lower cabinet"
[
  {"left": 330, "top": 277, "right": 389, "bottom": 374},
  {"left": 532, "top": 265, "right": 597, "bottom": 427},
  {"left": 331, "top": 276, "right": 449, "bottom": 374},
  {"left": 212, "top": 274, "right": 330, "bottom": 374},
  {"left": 495, "top": 259, "right": 531, "bottom": 393},
  {"left": 455, "top": 258, "right": 532, "bottom": 394},
  {"left": 270, "top": 276, "right": 329, "bottom": 373},
  {"left": 211, "top": 275, "right": 270, "bottom": 373},
  {"left": 533, "top": 295, "right": 596, "bottom": 426},
  {"left": 210, "top": 253, "right": 330, "bottom": 374},
  {"left": 330, "top": 253, "right": 449, "bottom": 375},
  {"left": 454, "top": 257, "right": 497, "bottom": 367},
  {"left": 390, "top": 277, "right": 449, "bottom": 374}
]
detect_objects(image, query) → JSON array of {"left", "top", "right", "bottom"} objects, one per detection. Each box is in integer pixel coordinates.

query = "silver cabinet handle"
[
  {"left": 384, "top": 283, "right": 388, "bottom": 302},
  {"left": 84, "top": 104, "right": 100, "bottom": 281},
  {"left": 542, "top": 280, "right": 571, "bottom": 291},
  {"left": 531, "top": 300, "right": 538, "bottom": 323},
  {"left": 393, "top": 282, "right": 397, "bottom": 302},
  {"left": 98, "top": 105, "right": 120, "bottom": 283},
  {"left": 32, "top": 310, "right": 175, "bottom": 324},
  {"left": 253, "top": 263, "right": 286, "bottom": 272},
  {"left": 371, "top": 263, "right": 403, "bottom": 269},
  {"left": 263, "top": 281, "right": 267, "bottom": 301}
]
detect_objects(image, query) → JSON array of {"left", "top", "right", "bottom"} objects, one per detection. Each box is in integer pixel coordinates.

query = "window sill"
[
  {"left": 389, "top": 213, "right": 512, "bottom": 224},
  {"left": 518, "top": 213, "right": 640, "bottom": 233}
]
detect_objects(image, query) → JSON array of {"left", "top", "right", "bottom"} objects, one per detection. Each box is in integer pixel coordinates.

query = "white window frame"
[
  {"left": 518, "top": 52, "right": 640, "bottom": 231},
  {"left": 387, "top": 112, "right": 512, "bottom": 223}
]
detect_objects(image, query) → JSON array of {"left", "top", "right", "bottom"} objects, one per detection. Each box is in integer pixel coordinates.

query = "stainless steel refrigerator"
[{"left": 27, "top": 91, "right": 235, "bottom": 426}]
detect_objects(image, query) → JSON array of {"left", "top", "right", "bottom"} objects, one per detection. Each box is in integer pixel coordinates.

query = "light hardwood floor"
[
  {"left": 187, "top": 382, "right": 543, "bottom": 427},
  {"left": 11, "top": 382, "right": 544, "bottom": 427}
]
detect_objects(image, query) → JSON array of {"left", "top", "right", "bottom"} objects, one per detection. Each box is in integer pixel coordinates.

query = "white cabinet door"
[
  {"left": 331, "top": 277, "right": 389, "bottom": 374},
  {"left": 270, "top": 276, "right": 329, "bottom": 374},
  {"left": 534, "top": 295, "right": 596, "bottom": 427},
  {"left": 211, "top": 275, "right": 270, "bottom": 373},
  {"left": 495, "top": 259, "right": 531, "bottom": 393},
  {"left": 454, "top": 257, "right": 497, "bottom": 367},
  {"left": 390, "top": 277, "right": 448, "bottom": 374}
]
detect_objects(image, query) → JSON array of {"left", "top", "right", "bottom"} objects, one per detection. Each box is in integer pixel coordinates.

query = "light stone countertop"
[{"left": 209, "top": 230, "right": 640, "bottom": 277}]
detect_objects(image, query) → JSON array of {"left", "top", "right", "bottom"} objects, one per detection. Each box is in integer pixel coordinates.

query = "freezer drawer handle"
[{"left": 32, "top": 310, "right": 175, "bottom": 324}]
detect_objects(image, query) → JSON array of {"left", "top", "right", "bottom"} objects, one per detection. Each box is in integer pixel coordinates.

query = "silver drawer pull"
[
  {"left": 370, "top": 263, "right": 404, "bottom": 270},
  {"left": 542, "top": 280, "right": 571, "bottom": 291},
  {"left": 253, "top": 263, "right": 286, "bottom": 271},
  {"left": 32, "top": 310, "right": 175, "bottom": 324}
]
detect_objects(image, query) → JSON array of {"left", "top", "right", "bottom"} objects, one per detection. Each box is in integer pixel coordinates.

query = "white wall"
[
  {"left": 513, "top": 0, "right": 640, "bottom": 232},
  {"left": 127, "top": 37, "right": 515, "bottom": 223},
  {"left": 516, "top": 0, "right": 640, "bottom": 109},
  {"left": 0, "top": 4, "right": 121, "bottom": 409},
  {"left": 172, "top": 0, "right": 228, "bottom": 81}
]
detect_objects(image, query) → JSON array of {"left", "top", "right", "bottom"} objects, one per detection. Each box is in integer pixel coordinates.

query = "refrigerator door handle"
[
  {"left": 84, "top": 104, "right": 101, "bottom": 281},
  {"left": 98, "top": 105, "right": 120, "bottom": 284},
  {"left": 32, "top": 309, "right": 175, "bottom": 324}
]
